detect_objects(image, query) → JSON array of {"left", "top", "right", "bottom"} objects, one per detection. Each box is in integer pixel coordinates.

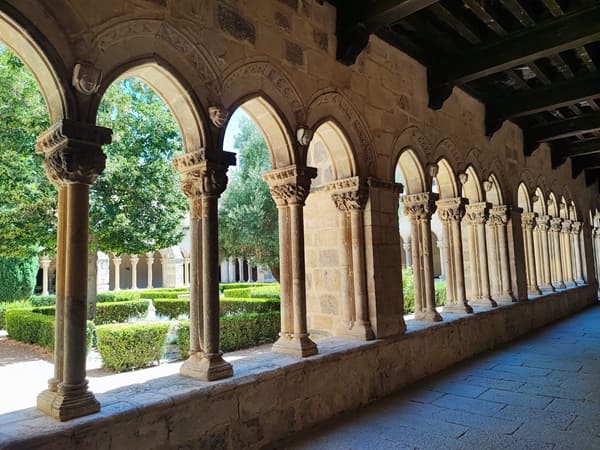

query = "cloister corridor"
[{"left": 283, "top": 302, "right": 600, "bottom": 450}]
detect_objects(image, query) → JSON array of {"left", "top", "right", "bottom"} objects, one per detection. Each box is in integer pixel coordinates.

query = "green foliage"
[
  {"left": 434, "top": 279, "right": 447, "bottom": 307},
  {"left": 96, "top": 322, "right": 170, "bottom": 371},
  {"left": 177, "top": 311, "right": 280, "bottom": 358},
  {"left": 222, "top": 285, "right": 280, "bottom": 299},
  {"left": 0, "top": 256, "right": 38, "bottom": 302},
  {"left": 138, "top": 288, "right": 189, "bottom": 300},
  {"left": 30, "top": 295, "right": 56, "bottom": 307},
  {"left": 92, "top": 78, "right": 187, "bottom": 255},
  {"left": 219, "top": 113, "right": 278, "bottom": 270},
  {"left": 0, "top": 45, "right": 55, "bottom": 257},
  {"left": 93, "top": 300, "right": 149, "bottom": 325},
  {"left": 153, "top": 297, "right": 280, "bottom": 319},
  {"left": 5, "top": 309, "right": 94, "bottom": 352},
  {"left": 31, "top": 306, "right": 55, "bottom": 316},
  {"left": 96, "top": 291, "right": 141, "bottom": 303},
  {"left": 0, "top": 300, "right": 31, "bottom": 329},
  {"left": 219, "top": 282, "right": 271, "bottom": 293}
]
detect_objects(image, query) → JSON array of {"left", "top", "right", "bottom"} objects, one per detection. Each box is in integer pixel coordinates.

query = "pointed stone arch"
[
  {"left": 307, "top": 90, "right": 372, "bottom": 175},
  {"left": 485, "top": 173, "right": 504, "bottom": 206},
  {"left": 518, "top": 182, "right": 532, "bottom": 213},
  {"left": 395, "top": 148, "right": 427, "bottom": 195},
  {"left": 533, "top": 187, "right": 546, "bottom": 215},
  {"left": 547, "top": 192, "right": 559, "bottom": 217},
  {"left": 462, "top": 165, "right": 483, "bottom": 203},
  {"left": 435, "top": 157, "right": 458, "bottom": 199},
  {"left": 390, "top": 126, "right": 433, "bottom": 183},
  {"left": 433, "top": 138, "right": 462, "bottom": 171}
]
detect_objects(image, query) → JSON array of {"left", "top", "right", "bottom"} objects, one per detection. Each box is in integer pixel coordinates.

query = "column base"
[
  {"left": 468, "top": 297, "right": 498, "bottom": 307},
  {"left": 442, "top": 302, "right": 473, "bottom": 314},
  {"left": 552, "top": 281, "right": 566, "bottom": 289},
  {"left": 180, "top": 352, "right": 233, "bottom": 381},
  {"left": 539, "top": 283, "right": 555, "bottom": 293},
  {"left": 37, "top": 382, "right": 99, "bottom": 421},
  {"left": 414, "top": 309, "right": 443, "bottom": 322},
  {"left": 494, "top": 293, "right": 516, "bottom": 304},
  {"left": 349, "top": 321, "right": 375, "bottom": 340},
  {"left": 564, "top": 280, "right": 577, "bottom": 288},
  {"left": 527, "top": 286, "right": 542, "bottom": 296},
  {"left": 575, "top": 279, "right": 585, "bottom": 286},
  {"left": 272, "top": 334, "right": 318, "bottom": 357}
]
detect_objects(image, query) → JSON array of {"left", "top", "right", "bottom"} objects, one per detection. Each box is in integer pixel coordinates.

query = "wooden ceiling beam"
[
  {"left": 572, "top": 153, "right": 600, "bottom": 178},
  {"left": 528, "top": 112, "right": 600, "bottom": 142},
  {"left": 428, "top": 5, "right": 600, "bottom": 108},
  {"left": 336, "top": 0, "right": 440, "bottom": 65},
  {"left": 551, "top": 137, "right": 600, "bottom": 169}
]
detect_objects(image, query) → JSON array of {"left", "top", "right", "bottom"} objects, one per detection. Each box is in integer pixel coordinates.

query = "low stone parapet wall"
[{"left": 1, "top": 285, "right": 596, "bottom": 450}]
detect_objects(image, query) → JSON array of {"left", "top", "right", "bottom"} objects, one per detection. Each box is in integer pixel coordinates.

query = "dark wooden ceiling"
[{"left": 329, "top": 0, "right": 600, "bottom": 189}]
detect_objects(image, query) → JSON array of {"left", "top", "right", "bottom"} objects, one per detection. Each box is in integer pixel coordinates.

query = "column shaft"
[
  {"left": 350, "top": 208, "right": 374, "bottom": 339},
  {"left": 130, "top": 256, "right": 138, "bottom": 290}
]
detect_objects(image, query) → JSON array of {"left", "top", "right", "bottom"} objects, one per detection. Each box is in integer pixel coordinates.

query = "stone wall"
[{"left": 2, "top": 287, "right": 596, "bottom": 449}]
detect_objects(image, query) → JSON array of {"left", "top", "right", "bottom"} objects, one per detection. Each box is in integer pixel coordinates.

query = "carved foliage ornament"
[
  {"left": 36, "top": 120, "right": 111, "bottom": 185},
  {"left": 561, "top": 219, "right": 572, "bottom": 233},
  {"left": 535, "top": 215, "right": 551, "bottom": 232},
  {"left": 436, "top": 197, "right": 466, "bottom": 222},
  {"left": 464, "top": 202, "right": 489, "bottom": 225},
  {"left": 262, "top": 165, "right": 317, "bottom": 205},
  {"left": 521, "top": 212, "right": 537, "bottom": 230},
  {"left": 402, "top": 192, "right": 438, "bottom": 220},
  {"left": 328, "top": 177, "right": 368, "bottom": 212},
  {"left": 487, "top": 205, "right": 509, "bottom": 227},
  {"left": 550, "top": 217, "right": 563, "bottom": 232}
]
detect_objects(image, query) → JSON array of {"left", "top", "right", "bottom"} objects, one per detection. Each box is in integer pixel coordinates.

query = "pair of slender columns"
[
  {"left": 486, "top": 205, "right": 515, "bottom": 303},
  {"left": 263, "top": 165, "right": 318, "bottom": 356},
  {"left": 521, "top": 212, "right": 542, "bottom": 296},
  {"left": 533, "top": 216, "right": 554, "bottom": 293},
  {"left": 39, "top": 255, "right": 52, "bottom": 296},
  {"left": 402, "top": 192, "right": 442, "bottom": 321},
  {"left": 173, "top": 150, "right": 236, "bottom": 381},
  {"left": 592, "top": 227, "right": 600, "bottom": 287},
  {"left": 464, "top": 202, "right": 497, "bottom": 307},
  {"left": 549, "top": 218, "right": 566, "bottom": 289},
  {"left": 329, "top": 177, "right": 375, "bottom": 340},
  {"left": 36, "top": 119, "right": 111, "bottom": 421},
  {"left": 436, "top": 197, "right": 471, "bottom": 314},
  {"left": 570, "top": 221, "right": 585, "bottom": 285},
  {"left": 560, "top": 220, "right": 577, "bottom": 287}
]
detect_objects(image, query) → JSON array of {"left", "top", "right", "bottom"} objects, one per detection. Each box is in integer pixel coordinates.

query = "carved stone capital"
[
  {"left": 367, "top": 177, "right": 403, "bottom": 195},
  {"left": 327, "top": 177, "right": 368, "bottom": 211},
  {"left": 262, "top": 165, "right": 317, "bottom": 206},
  {"left": 435, "top": 197, "right": 466, "bottom": 222},
  {"left": 521, "top": 212, "right": 537, "bottom": 230},
  {"left": 487, "top": 205, "right": 509, "bottom": 227},
  {"left": 550, "top": 217, "right": 563, "bottom": 233},
  {"left": 402, "top": 192, "right": 438, "bottom": 220},
  {"left": 464, "top": 202, "right": 490, "bottom": 225},
  {"left": 570, "top": 220, "right": 581, "bottom": 234},
  {"left": 36, "top": 120, "right": 111, "bottom": 186},
  {"left": 535, "top": 215, "right": 551, "bottom": 232},
  {"left": 561, "top": 219, "right": 572, "bottom": 233}
]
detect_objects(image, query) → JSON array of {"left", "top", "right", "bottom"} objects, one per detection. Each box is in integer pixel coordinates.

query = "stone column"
[
  {"left": 184, "top": 256, "right": 191, "bottom": 286},
  {"left": 145, "top": 253, "right": 154, "bottom": 289},
  {"left": 174, "top": 149, "right": 235, "bottom": 381},
  {"left": 248, "top": 263, "right": 254, "bottom": 282},
  {"left": 402, "top": 192, "right": 442, "bottom": 321},
  {"left": 549, "top": 218, "right": 566, "bottom": 289},
  {"left": 436, "top": 197, "right": 471, "bottom": 314},
  {"left": 464, "top": 202, "right": 496, "bottom": 307},
  {"left": 130, "top": 255, "right": 139, "bottom": 290},
  {"left": 535, "top": 216, "right": 554, "bottom": 292},
  {"left": 228, "top": 257, "right": 236, "bottom": 283},
  {"left": 112, "top": 256, "right": 122, "bottom": 291},
  {"left": 561, "top": 219, "right": 576, "bottom": 287},
  {"left": 36, "top": 119, "right": 110, "bottom": 421},
  {"left": 571, "top": 221, "right": 585, "bottom": 285},
  {"left": 238, "top": 257, "right": 245, "bottom": 282},
  {"left": 436, "top": 240, "right": 446, "bottom": 280},
  {"left": 487, "top": 205, "right": 515, "bottom": 303},
  {"left": 264, "top": 165, "right": 318, "bottom": 356},
  {"left": 40, "top": 255, "right": 51, "bottom": 296},
  {"left": 593, "top": 227, "right": 600, "bottom": 284},
  {"left": 522, "top": 212, "right": 542, "bottom": 296},
  {"left": 402, "top": 238, "right": 412, "bottom": 267},
  {"left": 330, "top": 177, "right": 375, "bottom": 340}
]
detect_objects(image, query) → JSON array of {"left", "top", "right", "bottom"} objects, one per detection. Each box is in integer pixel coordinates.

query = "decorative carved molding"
[
  {"left": 436, "top": 197, "right": 466, "bottom": 222},
  {"left": 36, "top": 120, "right": 111, "bottom": 186},
  {"left": 263, "top": 165, "right": 317, "bottom": 206},
  {"left": 464, "top": 202, "right": 490, "bottom": 225},
  {"left": 72, "top": 62, "right": 102, "bottom": 95},
  {"left": 571, "top": 220, "right": 582, "bottom": 234},
  {"left": 550, "top": 217, "right": 563, "bottom": 233},
  {"left": 312, "top": 92, "right": 375, "bottom": 168},
  {"left": 535, "top": 215, "right": 551, "bottom": 232},
  {"left": 521, "top": 212, "right": 538, "bottom": 230},
  {"left": 327, "top": 176, "right": 368, "bottom": 211},
  {"left": 402, "top": 192, "right": 438, "bottom": 220},
  {"left": 561, "top": 219, "right": 573, "bottom": 233},
  {"left": 223, "top": 62, "right": 304, "bottom": 119}
]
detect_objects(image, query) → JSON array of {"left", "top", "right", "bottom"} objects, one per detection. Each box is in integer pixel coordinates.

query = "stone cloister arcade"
[{"left": 2, "top": 1, "right": 600, "bottom": 448}]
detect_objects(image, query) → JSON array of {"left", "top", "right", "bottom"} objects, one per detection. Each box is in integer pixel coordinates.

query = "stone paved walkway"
[{"left": 279, "top": 303, "right": 600, "bottom": 450}]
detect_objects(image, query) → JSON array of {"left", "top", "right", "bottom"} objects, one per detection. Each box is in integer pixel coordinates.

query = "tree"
[
  {"left": 218, "top": 115, "right": 279, "bottom": 275},
  {"left": 0, "top": 256, "right": 38, "bottom": 302},
  {"left": 0, "top": 45, "right": 55, "bottom": 258},
  {"left": 92, "top": 78, "right": 188, "bottom": 256}
]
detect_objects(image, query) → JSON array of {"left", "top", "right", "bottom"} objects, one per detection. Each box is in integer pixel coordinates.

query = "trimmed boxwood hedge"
[
  {"left": 0, "top": 300, "right": 31, "bottom": 330},
  {"left": 177, "top": 311, "right": 280, "bottom": 358},
  {"left": 219, "top": 282, "right": 271, "bottom": 293},
  {"left": 6, "top": 309, "right": 95, "bottom": 351},
  {"left": 30, "top": 295, "right": 56, "bottom": 307},
  {"left": 138, "top": 289, "right": 188, "bottom": 300},
  {"left": 153, "top": 297, "right": 280, "bottom": 320},
  {"left": 97, "top": 291, "right": 141, "bottom": 303},
  {"left": 222, "top": 285, "right": 280, "bottom": 299},
  {"left": 94, "top": 300, "right": 149, "bottom": 325},
  {"left": 96, "top": 322, "right": 170, "bottom": 371}
]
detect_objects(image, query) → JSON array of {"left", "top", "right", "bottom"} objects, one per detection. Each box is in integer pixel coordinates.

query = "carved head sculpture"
[
  {"left": 296, "top": 127, "right": 314, "bottom": 147},
  {"left": 72, "top": 62, "right": 102, "bottom": 95},
  {"left": 208, "top": 105, "right": 228, "bottom": 128}
]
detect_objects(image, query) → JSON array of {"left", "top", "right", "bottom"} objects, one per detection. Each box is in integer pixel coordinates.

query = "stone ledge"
[{"left": 0, "top": 285, "right": 596, "bottom": 449}]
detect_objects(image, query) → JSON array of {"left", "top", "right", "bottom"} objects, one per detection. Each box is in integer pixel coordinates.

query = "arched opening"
[
  {"left": 548, "top": 192, "right": 559, "bottom": 217},
  {"left": 462, "top": 166, "right": 482, "bottom": 203},
  {"left": 518, "top": 183, "right": 532, "bottom": 213},
  {"left": 533, "top": 187, "right": 546, "bottom": 215},
  {"left": 485, "top": 174, "right": 503, "bottom": 206},
  {"left": 435, "top": 158, "right": 458, "bottom": 199}
]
